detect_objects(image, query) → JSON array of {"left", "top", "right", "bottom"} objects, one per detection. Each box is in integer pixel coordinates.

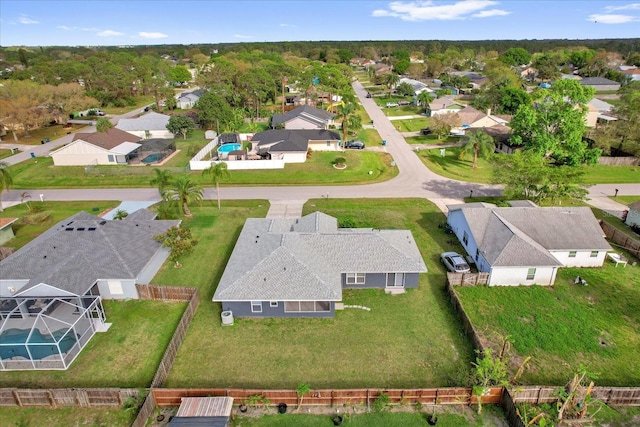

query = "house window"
[
  {"left": 590, "top": 251, "right": 598, "bottom": 258},
  {"left": 251, "top": 301, "right": 262, "bottom": 313},
  {"left": 326, "top": 140, "right": 331, "bottom": 146},
  {"left": 463, "top": 231, "right": 469, "bottom": 245},
  {"left": 526, "top": 268, "right": 536, "bottom": 281},
  {"left": 284, "top": 301, "right": 330, "bottom": 312},
  {"left": 269, "top": 301, "right": 278, "bottom": 308},
  {"left": 107, "top": 154, "right": 115, "bottom": 163},
  {"left": 569, "top": 251, "right": 577, "bottom": 258},
  {"left": 346, "top": 273, "right": 366, "bottom": 285}
]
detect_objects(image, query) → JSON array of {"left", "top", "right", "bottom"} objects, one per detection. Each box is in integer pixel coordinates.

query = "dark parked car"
[
  {"left": 345, "top": 140, "right": 365, "bottom": 149},
  {"left": 420, "top": 128, "right": 432, "bottom": 135},
  {"left": 440, "top": 251, "right": 471, "bottom": 273}
]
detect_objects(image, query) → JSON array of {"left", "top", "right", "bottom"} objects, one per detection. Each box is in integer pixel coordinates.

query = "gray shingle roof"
[
  {"left": 580, "top": 77, "right": 620, "bottom": 86},
  {"left": 116, "top": 112, "right": 170, "bottom": 132},
  {"left": 213, "top": 212, "right": 427, "bottom": 302},
  {"left": 271, "top": 105, "right": 335, "bottom": 127},
  {"left": 449, "top": 206, "right": 611, "bottom": 267},
  {"left": 1, "top": 212, "right": 180, "bottom": 296},
  {"left": 253, "top": 129, "right": 340, "bottom": 153}
]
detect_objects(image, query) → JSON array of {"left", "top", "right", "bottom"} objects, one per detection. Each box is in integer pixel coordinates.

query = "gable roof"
[
  {"left": 448, "top": 205, "right": 611, "bottom": 267},
  {"left": 580, "top": 77, "right": 620, "bottom": 86},
  {"left": 0, "top": 218, "right": 18, "bottom": 230},
  {"left": 0, "top": 212, "right": 180, "bottom": 296},
  {"left": 253, "top": 129, "right": 340, "bottom": 153},
  {"left": 213, "top": 212, "right": 427, "bottom": 302},
  {"left": 456, "top": 106, "right": 485, "bottom": 126},
  {"left": 177, "top": 89, "right": 204, "bottom": 101},
  {"left": 629, "top": 200, "right": 640, "bottom": 211},
  {"left": 71, "top": 128, "right": 142, "bottom": 150},
  {"left": 116, "top": 112, "right": 170, "bottom": 132},
  {"left": 271, "top": 105, "right": 335, "bottom": 127},
  {"left": 429, "top": 96, "right": 459, "bottom": 110}
]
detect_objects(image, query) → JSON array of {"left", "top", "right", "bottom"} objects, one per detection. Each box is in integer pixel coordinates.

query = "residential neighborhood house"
[
  {"left": 0, "top": 210, "right": 180, "bottom": 370},
  {"left": 115, "top": 111, "right": 173, "bottom": 139},
  {"left": 446, "top": 202, "right": 611, "bottom": 286},
  {"left": 625, "top": 200, "right": 640, "bottom": 228},
  {"left": 397, "top": 77, "right": 434, "bottom": 96},
  {"left": 213, "top": 212, "right": 428, "bottom": 318},
  {"left": 0, "top": 218, "right": 18, "bottom": 246},
  {"left": 271, "top": 105, "right": 335, "bottom": 130},
  {"left": 176, "top": 89, "right": 204, "bottom": 109},
  {"left": 579, "top": 77, "right": 621, "bottom": 92},
  {"left": 427, "top": 96, "right": 463, "bottom": 117},
  {"left": 252, "top": 129, "right": 341, "bottom": 163},
  {"left": 50, "top": 128, "right": 142, "bottom": 166}
]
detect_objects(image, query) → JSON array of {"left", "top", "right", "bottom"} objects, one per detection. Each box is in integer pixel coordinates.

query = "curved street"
[{"left": 1, "top": 83, "right": 638, "bottom": 216}]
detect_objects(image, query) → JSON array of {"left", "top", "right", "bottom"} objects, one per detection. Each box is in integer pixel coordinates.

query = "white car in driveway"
[{"left": 440, "top": 251, "right": 471, "bottom": 273}]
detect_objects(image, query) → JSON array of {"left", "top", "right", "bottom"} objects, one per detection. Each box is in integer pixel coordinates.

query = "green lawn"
[
  {"left": 5, "top": 123, "right": 91, "bottom": 146},
  {"left": 0, "top": 300, "right": 186, "bottom": 388},
  {"left": 455, "top": 265, "right": 640, "bottom": 386},
  {"left": 582, "top": 164, "right": 640, "bottom": 184},
  {"left": 392, "top": 118, "right": 431, "bottom": 132},
  {"left": 9, "top": 147, "right": 396, "bottom": 189},
  {"left": 383, "top": 106, "right": 423, "bottom": 117},
  {"left": 415, "top": 147, "right": 493, "bottom": 183},
  {"left": 1, "top": 201, "right": 120, "bottom": 250},
  {"left": 0, "top": 149, "right": 15, "bottom": 160},
  {"left": 610, "top": 196, "right": 640, "bottom": 206},
  {"left": 231, "top": 406, "right": 508, "bottom": 427},
  {"left": 162, "top": 198, "right": 473, "bottom": 389},
  {"left": 0, "top": 407, "right": 135, "bottom": 427},
  {"left": 406, "top": 136, "right": 461, "bottom": 145}
]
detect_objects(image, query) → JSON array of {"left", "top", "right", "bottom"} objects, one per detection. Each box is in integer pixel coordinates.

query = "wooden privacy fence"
[
  {"left": 598, "top": 157, "right": 640, "bottom": 166},
  {"left": 0, "top": 388, "right": 138, "bottom": 408},
  {"left": 152, "top": 387, "right": 504, "bottom": 408},
  {"left": 446, "top": 272, "right": 489, "bottom": 286},
  {"left": 600, "top": 221, "right": 640, "bottom": 259},
  {"left": 511, "top": 386, "right": 640, "bottom": 406},
  {"left": 446, "top": 281, "right": 485, "bottom": 353},
  {"left": 131, "top": 284, "right": 199, "bottom": 427}
]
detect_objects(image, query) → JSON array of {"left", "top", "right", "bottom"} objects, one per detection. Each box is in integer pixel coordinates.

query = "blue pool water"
[
  {"left": 0, "top": 328, "right": 77, "bottom": 360},
  {"left": 141, "top": 153, "right": 167, "bottom": 164},
  {"left": 217, "top": 143, "right": 242, "bottom": 153}
]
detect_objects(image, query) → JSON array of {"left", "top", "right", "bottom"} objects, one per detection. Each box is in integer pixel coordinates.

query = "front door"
[{"left": 386, "top": 273, "right": 405, "bottom": 288}]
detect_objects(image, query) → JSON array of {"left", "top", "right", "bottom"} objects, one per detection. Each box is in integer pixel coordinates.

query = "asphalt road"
[{"left": 0, "top": 85, "right": 637, "bottom": 216}]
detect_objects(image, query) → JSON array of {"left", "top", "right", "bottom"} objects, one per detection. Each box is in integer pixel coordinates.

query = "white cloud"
[
  {"left": 98, "top": 30, "right": 125, "bottom": 37},
  {"left": 57, "top": 25, "right": 71, "bottom": 30},
  {"left": 588, "top": 13, "right": 638, "bottom": 24},
  {"left": 372, "top": 0, "right": 509, "bottom": 21},
  {"left": 605, "top": 3, "right": 640, "bottom": 11},
  {"left": 233, "top": 34, "right": 253, "bottom": 39},
  {"left": 58, "top": 25, "right": 99, "bottom": 32},
  {"left": 473, "top": 9, "right": 510, "bottom": 18},
  {"left": 139, "top": 32, "right": 168, "bottom": 39},
  {"left": 18, "top": 15, "right": 39, "bottom": 24}
]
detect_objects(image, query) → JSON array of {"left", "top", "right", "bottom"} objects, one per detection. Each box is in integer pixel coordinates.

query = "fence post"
[{"left": 12, "top": 390, "right": 22, "bottom": 407}]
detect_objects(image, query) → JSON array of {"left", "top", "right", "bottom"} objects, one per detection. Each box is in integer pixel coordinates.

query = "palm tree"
[
  {"left": 164, "top": 176, "right": 203, "bottom": 217},
  {"left": 203, "top": 162, "right": 230, "bottom": 210},
  {"left": 113, "top": 209, "right": 128, "bottom": 220},
  {"left": 417, "top": 90, "right": 434, "bottom": 113},
  {"left": 460, "top": 130, "right": 495, "bottom": 169},
  {"left": 20, "top": 191, "right": 32, "bottom": 212},
  {"left": 384, "top": 73, "right": 400, "bottom": 98},
  {"left": 150, "top": 168, "right": 172, "bottom": 197},
  {"left": 335, "top": 102, "right": 356, "bottom": 148},
  {"left": 0, "top": 161, "right": 13, "bottom": 212}
]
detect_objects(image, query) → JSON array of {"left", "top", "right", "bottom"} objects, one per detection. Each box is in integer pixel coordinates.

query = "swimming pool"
[
  {"left": 0, "top": 328, "right": 77, "bottom": 360},
  {"left": 141, "top": 153, "right": 167, "bottom": 164},
  {"left": 217, "top": 143, "right": 242, "bottom": 153}
]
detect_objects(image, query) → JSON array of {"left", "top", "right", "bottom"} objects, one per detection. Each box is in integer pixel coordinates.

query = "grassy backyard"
[
  {"left": 416, "top": 147, "right": 493, "bottom": 183},
  {"left": 455, "top": 265, "right": 640, "bottom": 386},
  {"left": 0, "top": 299, "right": 186, "bottom": 388},
  {"left": 0, "top": 407, "right": 136, "bottom": 427},
  {"left": 391, "top": 118, "right": 431, "bottom": 132},
  {"left": 160, "top": 198, "right": 474, "bottom": 389},
  {"left": 8, "top": 147, "right": 396, "bottom": 189}
]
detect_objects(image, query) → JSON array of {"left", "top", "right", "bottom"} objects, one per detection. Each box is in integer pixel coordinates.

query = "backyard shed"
[{"left": 168, "top": 397, "right": 234, "bottom": 426}]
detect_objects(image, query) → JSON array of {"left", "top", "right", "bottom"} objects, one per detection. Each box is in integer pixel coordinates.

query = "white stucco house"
[
  {"left": 253, "top": 129, "right": 341, "bottom": 163},
  {"left": 115, "top": 112, "right": 173, "bottom": 139},
  {"left": 446, "top": 202, "right": 612, "bottom": 286},
  {"left": 625, "top": 201, "right": 640, "bottom": 228},
  {"left": 271, "top": 105, "right": 335, "bottom": 130},
  {"left": 50, "top": 128, "right": 142, "bottom": 166}
]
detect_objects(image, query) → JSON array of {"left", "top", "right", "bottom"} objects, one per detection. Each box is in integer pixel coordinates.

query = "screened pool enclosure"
[{"left": 0, "top": 296, "right": 105, "bottom": 370}]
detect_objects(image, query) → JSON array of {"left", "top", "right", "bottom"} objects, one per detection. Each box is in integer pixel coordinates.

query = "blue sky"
[{"left": 1, "top": 1, "right": 639, "bottom": 47}]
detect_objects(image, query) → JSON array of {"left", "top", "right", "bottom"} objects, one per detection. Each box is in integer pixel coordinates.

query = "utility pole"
[{"left": 281, "top": 76, "right": 287, "bottom": 114}]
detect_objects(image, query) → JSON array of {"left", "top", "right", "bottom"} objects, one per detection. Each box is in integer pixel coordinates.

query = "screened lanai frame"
[{"left": 0, "top": 295, "right": 104, "bottom": 370}]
